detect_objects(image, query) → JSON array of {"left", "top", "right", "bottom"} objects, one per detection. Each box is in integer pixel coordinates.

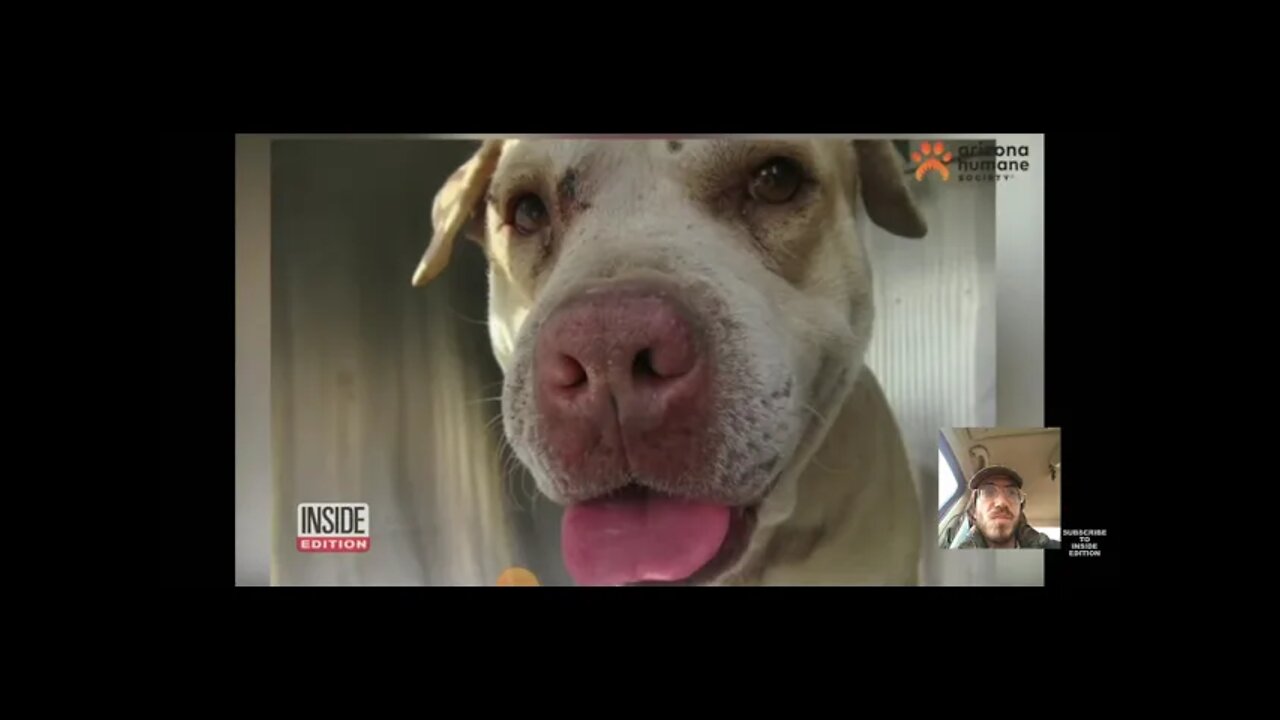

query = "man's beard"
[{"left": 978, "top": 512, "right": 1017, "bottom": 543}]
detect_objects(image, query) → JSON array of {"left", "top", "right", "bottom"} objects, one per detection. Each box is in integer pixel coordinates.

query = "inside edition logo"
[{"left": 297, "top": 503, "right": 370, "bottom": 553}]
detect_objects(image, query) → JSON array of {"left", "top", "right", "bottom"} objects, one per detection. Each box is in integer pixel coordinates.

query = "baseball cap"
[{"left": 968, "top": 464, "right": 1025, "bottom": 490}]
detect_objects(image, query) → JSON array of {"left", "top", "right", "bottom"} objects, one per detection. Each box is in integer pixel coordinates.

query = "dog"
[{"left": 413, "top": 139, "right": 926, "bottom": 585}]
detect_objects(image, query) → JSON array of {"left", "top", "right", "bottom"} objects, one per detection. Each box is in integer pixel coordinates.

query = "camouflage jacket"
[{"left": 941, "top": 516, "right": 1060, "bottom": 550}]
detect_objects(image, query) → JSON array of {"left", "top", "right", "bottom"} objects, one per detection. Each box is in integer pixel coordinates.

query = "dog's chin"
[{"left": 558, "top": 484, "right": 760, "bottom": 587}]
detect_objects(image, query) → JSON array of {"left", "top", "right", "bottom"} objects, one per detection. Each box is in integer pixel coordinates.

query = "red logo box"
[{"left": 297, "top": 503, "right": 370, "bottom": 553}]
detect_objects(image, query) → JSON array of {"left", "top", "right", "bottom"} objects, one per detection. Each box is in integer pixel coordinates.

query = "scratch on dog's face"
[{"left": 477, "top": 138, "right": 876, "bottom": 578}]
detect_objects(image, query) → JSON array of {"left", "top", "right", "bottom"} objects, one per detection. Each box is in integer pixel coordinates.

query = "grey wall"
[
  {"left": 269, "top": 140, "right": 567, "bottom": 586},
  {"left": 236, "top": 137, "right": 272, "bottom": 586},
  {"left": 860, "top": 164, "right": 999, "bottom": 586}
]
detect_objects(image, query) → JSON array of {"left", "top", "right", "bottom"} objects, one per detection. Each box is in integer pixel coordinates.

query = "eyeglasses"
[{"left": 977, "top": 484, "right": 1025, "bottom": 504}]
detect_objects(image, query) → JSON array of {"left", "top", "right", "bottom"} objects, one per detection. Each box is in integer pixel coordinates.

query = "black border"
[
  {"left": 124, "top": 133, "right": 233, "bottom": 587},
  {"left": 1042, "top": 133, "right": 1118, "bottom": 587}
]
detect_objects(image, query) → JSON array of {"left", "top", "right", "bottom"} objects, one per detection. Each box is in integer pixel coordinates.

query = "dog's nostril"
[
  {"left": 548, "top": 353, "right": 589, "bottom": 389},
  {"left": 633, "top": 349, "right": 658, "bottom": 380}
]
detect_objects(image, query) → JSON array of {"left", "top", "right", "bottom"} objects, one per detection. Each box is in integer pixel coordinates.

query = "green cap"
[{"left": 968, "top": 464, "right": 1024, "bottom": 490}]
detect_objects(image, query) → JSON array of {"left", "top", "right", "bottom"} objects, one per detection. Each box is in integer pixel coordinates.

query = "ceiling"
[{"left": 942, "top": 427, "right": 1061, "bottom": 527}]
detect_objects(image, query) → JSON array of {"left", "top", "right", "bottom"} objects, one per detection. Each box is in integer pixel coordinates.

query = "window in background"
[{"left": 938, "top": 448, "right": 957, "bottom": 512}]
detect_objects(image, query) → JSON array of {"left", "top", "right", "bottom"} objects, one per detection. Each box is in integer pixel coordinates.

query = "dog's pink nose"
[{"left": 534, "top": 283, "right": 712, "bottom": 495}]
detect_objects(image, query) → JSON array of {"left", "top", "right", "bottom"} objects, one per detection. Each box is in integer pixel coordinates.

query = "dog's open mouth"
[{"left": 561, "top": 484, "right": 757, "bottom": 586}]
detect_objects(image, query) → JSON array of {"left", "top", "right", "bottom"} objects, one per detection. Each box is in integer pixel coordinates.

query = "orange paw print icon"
[
  {"left": 497, "top": 567, "right": 540, "bottom": 586},
  {"left": 911, "top": 141, "right": 953, "bottom": 181}
]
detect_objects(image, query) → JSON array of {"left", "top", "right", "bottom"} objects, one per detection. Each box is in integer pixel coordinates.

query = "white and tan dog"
[{"left": 414, "top": 139, "right": 925, "bottom": 585}]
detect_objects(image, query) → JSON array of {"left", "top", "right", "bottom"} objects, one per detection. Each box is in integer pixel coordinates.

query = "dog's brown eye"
[
  {"left": 749, "top": 158, "right": 803, "bottom": 204},
  {"left": 512, "top": 194, "right": 549, "bottom": 235}
]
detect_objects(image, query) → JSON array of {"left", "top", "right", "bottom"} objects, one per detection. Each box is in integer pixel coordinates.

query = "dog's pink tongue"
[{"left": 562, "top": 495, "right": 730, "bottom": 586}]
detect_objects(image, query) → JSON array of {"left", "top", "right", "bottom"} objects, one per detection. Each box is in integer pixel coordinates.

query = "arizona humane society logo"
[
  {"left": 908, "top": 141, "right": 1032, "bottom": 183},
  {"left": 297, "top": 503, "right": 370, "bottom": 553},
  {"left": 912, "top": 142, "right": 954, "bottom": 181}
]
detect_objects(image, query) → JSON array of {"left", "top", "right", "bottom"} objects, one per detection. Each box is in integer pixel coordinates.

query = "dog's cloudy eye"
[
  {"left": 513, "top": 194, "right": 549, "bottom": 235},
  {"left": 749, "top": 158, "right": 802, "bottom": 204}
]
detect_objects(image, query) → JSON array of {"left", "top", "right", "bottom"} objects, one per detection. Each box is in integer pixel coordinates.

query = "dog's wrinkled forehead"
[
  {"left": 491, "top": 138, "right": 845, "bottom": 209},
  {"left": 410, "top": 138, "right": 925, "bottom": 289}
]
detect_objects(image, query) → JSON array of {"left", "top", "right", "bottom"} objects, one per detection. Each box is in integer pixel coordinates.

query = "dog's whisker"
[
  {"left": 809, "top": 454, "right": 853, "bottom": 474},
  {"left": 502, "top": 447, "right": 526, "bottom": 513},
  {"left": 492, "top": 431, "right": 525, "bottom": 512},
  {"left": 500, "top": 448, "right": 537, "bottom": 510},
  {"left": 501, "top": 438, "right": 522, "bottom": 483},
  {"left": 801, "top": 403, "right": 831, "bottom": 428},
  {"left": 512, "top": 466, "right": 538, "bottom": 514},
  {"left": 496, "top": 431, "right": 511, "bottom": 465},
  {"left": 446, "top": 305, "right": 491, "bottom": 328},
  {"left": 467, "top": 395, "right": 505, "bottom": 407},
  {"left": 504, "top": 446, "right": 519, "bottom": 481},
  {"left": 527, "top": 476, "right": 540, "bottom": 510}
]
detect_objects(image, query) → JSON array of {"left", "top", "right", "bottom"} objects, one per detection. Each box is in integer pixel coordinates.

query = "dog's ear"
[
  {"left": 411, "top": 140, "right": 504, "bottom": 287},
  {"left": 853, "top": 140, "right": 928, "bottom": 239}
]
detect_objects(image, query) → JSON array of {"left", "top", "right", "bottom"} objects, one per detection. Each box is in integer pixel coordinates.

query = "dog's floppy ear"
[
  {"left": 411, "top": 140, "right": 504, "bottom": 287},
  {"left": 853, "top": 140, "right": 928, "bottom": 239}
]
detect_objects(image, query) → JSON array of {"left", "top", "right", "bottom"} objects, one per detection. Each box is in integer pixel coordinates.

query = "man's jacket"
[{"left": 941, "top": 516, "right": 1061, "bottom": 549}]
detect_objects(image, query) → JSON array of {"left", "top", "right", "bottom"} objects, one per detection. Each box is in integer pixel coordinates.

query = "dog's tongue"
[{"left": 562, "top": 493, "right": 730, "bottom": 586}]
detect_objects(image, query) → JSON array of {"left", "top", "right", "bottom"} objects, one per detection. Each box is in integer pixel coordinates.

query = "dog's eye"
[
  {"left": 512, "top": 194, "right": 549, "bottom": 235},
  {"left": 749, "top": 158, "right": 803, "bottom": 204}
]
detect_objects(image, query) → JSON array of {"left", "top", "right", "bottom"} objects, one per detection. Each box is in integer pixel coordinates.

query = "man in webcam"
[{"left": 945, "top": 465, "right": 1060, "bottom": 549}]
